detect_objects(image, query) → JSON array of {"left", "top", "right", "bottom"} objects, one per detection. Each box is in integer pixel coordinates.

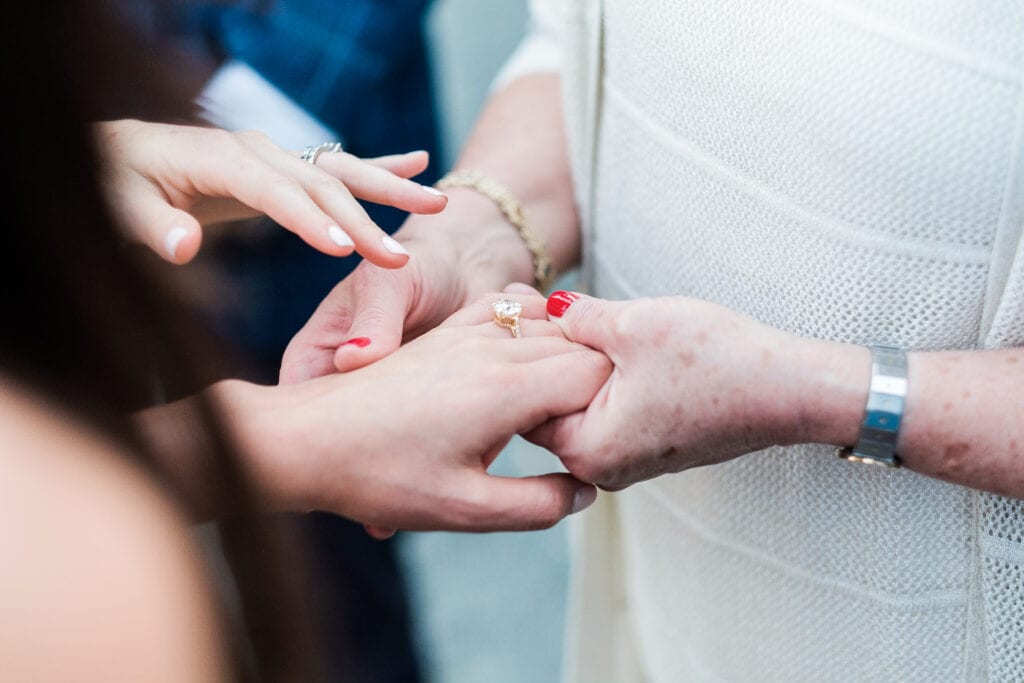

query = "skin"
[
  {"left": 536, "top": 293, "right": 1024, "bottom": 496},
  {"left": 0, "top": 383, "right": 226, "bottom": 682},
  {"left": 95, "top": 119, "right": 448, "bottom": 265},
  {"left": 280, "top": 75, "right": 573, "bottom": 383},
  {"left": 136, "top": 292, "right": 609, "bottom": 529},
  {"left": 282, "top": 72, "right": 1024, "bottom": 500}
]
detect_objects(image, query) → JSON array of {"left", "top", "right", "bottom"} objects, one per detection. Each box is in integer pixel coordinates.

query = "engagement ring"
[{"left": 492, "top": 299, "right": 523, "bottom": 338}]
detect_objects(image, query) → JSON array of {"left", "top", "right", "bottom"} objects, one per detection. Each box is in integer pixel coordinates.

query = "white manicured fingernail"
[
  {"left": 381, "top": 235, "right": 409, "bottom": 256},
  {"left": 421, "top": 185, "right": 446, "bottom": 197},
  {"left": 328, "top": 225, "right": 354, "bottom": 248},
  {"left": 164, "top": 227, "right": 188, "bottom": 260},
  {"left": 571, "top": 487, "right": 597, "bottom": 514}
]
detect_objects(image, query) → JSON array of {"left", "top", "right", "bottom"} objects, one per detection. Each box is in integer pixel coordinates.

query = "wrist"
[
  {"left": 400, "top": 186, "right": 535, "bottom": 288},
  {"left": 777, "top": 337, "right": 871, "bottom": 447},
  {"left": 211, "top": 379, "right": 313, "bottom": 513}
]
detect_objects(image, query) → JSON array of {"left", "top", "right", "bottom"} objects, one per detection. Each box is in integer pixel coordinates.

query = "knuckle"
[
  {"left": 440, "top": 486, "right": 493, "bottom": 529},
  {"left": 310, "top": 175, "right": 344, "bottom": 196},
  {"left": 266, "top": 175, "right": 304, "bottom": 201},
  {"left": 236, "top": 129, "right": 271, "bottom": 146},
  {"left": 525, "top": 488, "right": 566, "bottom": 530}
]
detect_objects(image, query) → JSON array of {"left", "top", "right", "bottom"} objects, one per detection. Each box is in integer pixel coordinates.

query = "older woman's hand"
[
  {"left": 218, "top": 292, "right": 610, "bottom": 532},
  {"left": 96, "top": 119, "right": 447, "bottom": 265},
  {"left": 529, "top": 291, "right": 865, "bottom": 490}
]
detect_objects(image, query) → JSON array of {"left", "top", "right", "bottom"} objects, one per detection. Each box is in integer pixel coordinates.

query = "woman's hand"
[
  {"left": 279, "top": 195, "right": 537, "bottom": 383},
  {"left": 529, "top": 292, "right": 866, "bottom": 490},
  {"left": 222, "top": 292, "right": 609, "bottom": 532},
  {"left": 95, "top": 119, "right": 447, "bottom": 265}
]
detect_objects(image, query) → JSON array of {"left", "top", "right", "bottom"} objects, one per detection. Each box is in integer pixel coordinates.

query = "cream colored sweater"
[{"left": 501, "top": 1, "right": 1024, "bottom": 680}]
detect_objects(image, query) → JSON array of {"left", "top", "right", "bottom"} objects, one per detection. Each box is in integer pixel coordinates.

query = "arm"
[
  {"left": 532, "top": 291, "right": 1024, "bottom": 497},
  {"left": 0, "top": 388, "right": 226, "bottom": 682},
  {"left": 811, "top": 344, "right": 1024, "bottom": 497},
  {"left": 280, "top": 73, "right": 580, "bottom": 382}
]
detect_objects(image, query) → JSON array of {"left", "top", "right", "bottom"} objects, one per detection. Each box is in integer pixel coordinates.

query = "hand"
[
  {"left": 228, "top": 292, "right": 609, "bottom": 532},
  {"left": 279, "top": 203, "right": 535, "bottom": 384},
  {"left": 529, "top": 291, "right": 843, "bottom": 490},
  {"left": 95, "top": 119, "right": 447, "bottom": 265}
]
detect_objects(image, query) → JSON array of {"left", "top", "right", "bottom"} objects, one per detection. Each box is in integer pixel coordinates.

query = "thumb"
[
  {"left": 332, "top": 289, "right": 409, "bottom": 373},
  {"left": 464, "top": 473, "right": 598, "bottom": 532},
  {"left": 545, "top": 291, "right": 618, "bottom": 349},
  {"left": 118, "top": 189, "right": 203, "bottom": 264}
]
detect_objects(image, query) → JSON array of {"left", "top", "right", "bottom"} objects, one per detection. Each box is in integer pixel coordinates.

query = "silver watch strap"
[{"left": 835, "top": 344, "right": 906, "bottom": 468}]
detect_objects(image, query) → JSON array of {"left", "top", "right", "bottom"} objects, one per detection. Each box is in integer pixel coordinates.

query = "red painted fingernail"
[
  {"left": 341, "top": 337, "right": 371, "bottom": 349},
  {"left": 547, "top": 290, "right": 580, "bottom": 318}
]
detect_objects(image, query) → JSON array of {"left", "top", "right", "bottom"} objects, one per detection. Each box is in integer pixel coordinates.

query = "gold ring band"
[{"left": 492, "top": 299, "right": 523, "bottom": 339}]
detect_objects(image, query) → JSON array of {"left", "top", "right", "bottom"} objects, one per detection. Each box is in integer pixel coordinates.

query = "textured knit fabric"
[{"left": 504, "top": 1, "right": 1024, "bottom": 680}]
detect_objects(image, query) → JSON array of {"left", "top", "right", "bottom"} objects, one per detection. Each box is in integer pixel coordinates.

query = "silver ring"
[{"left": 300, "top": 141, "right": 342, "bottom": 165}]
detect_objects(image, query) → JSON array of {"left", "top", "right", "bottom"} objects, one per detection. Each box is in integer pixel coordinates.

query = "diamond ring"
[
  {"left": 300, "top": 141, "right": 342, "bottom": 165},
  {"left": 492, "top": 299, "right": 523, "bottom": 338}
]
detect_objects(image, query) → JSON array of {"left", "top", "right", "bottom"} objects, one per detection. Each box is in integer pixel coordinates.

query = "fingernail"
[
  {"left": 571, "top": 487, "right": 597, "bottom": 514},
  {"left": 421, "top": 185, "right": 446, "bottom": 197},
  {"left": 164, "top": 227, "right": 189, "bottom": 260},
  {"left": 382, "top": 235, "right": 409, "bottom": 256},
  {"left": 341, "top": 337, "right": 371, "bottom": 349},
  {"left": 547, "top": 290, "right": 580, "bottom": 318},
  {"left": 328, "top": 225, "right": 354, "bottom": 248}
]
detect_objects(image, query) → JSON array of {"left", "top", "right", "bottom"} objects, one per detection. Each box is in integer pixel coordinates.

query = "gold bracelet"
[{"left": 436, "top": 170, "right": 555, "bottom": 292}]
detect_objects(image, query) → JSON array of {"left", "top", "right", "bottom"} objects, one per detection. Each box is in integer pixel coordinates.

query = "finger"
[
  {"left": 302, "top": 175, "right": 413, "bottom": 269},
  {"left": 116, "top": 188, "right": 203, "bottom": 264},
  {"left": 218, "top": 159, "right": 365, "bottom": 258},
  {"left": 546, "top": 291, "right": 623, "bottom": 349},
  {"left": 332, "top": 273, "right": 414, "bottom": 373},
  {"left": 279, "top": 278, "right": 363, "bottom": 384},
  {"left": 364, "top": 524, "right": 397, "bottom": 540},
  {"left": 503, "top": 282, "right": 542, "bottom": 296},
  {"left": 317, "top": 151, "right": 447, "bottom": 215},
  {"left": 226, "top": 133, "right": 406, "bottom": 266},
  {"left": 361, "top": 150, "right": 431, "bottom": 178},
  {"left": 466, "top": 318, "right": 569, "bottom": 342},
  {"left": 442, "top": 292, "right": 550, "bottom": 329},
  {"left": 450, "top": 472, "right": 597, "bottom": 532},
  {"left": 524, "top": 409, "right": 591, "bottom": 460},
  {"left": 511, "top": 347, "right": 612, "bottom": 428}
]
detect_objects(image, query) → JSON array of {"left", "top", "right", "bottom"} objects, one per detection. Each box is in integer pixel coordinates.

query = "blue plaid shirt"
[
  {"left": 165, "top": 1, "right": 441, "bottom": 372},
  {"left": 179, "top": 0, "right": 438, "bottom": 162}
]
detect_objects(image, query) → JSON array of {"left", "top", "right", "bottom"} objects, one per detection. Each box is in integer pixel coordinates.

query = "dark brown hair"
[{"left": 0, "top": 1, "right": 312, "bottom": 679}]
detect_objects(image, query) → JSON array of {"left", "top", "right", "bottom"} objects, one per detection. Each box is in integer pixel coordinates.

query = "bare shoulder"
[{"left": 0, "top": 382, "right": 227, "bottom": 682}]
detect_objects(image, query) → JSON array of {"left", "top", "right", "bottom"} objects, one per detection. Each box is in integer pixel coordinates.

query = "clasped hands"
[
  {"left": 278, "top": 264, "right": 848, "bottom": 534},
  {"left": 99, "top": 119, "right": 850, "bottom": 532}
]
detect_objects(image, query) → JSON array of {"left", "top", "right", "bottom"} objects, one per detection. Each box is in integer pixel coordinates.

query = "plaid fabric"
[
  {"left": 158, "top": 1, "right": 443, "bottom": 363},
  {"left": 179, "top": 0, "right": 439, "bottom": 162}
]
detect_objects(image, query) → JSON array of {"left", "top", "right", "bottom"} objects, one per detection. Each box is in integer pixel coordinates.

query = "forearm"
[
  {"left": 791, "top": 340, "right": 1024, "bottom": 497},
  {"left": 400, "top": 73, "right": 580, "bottom": 288}
]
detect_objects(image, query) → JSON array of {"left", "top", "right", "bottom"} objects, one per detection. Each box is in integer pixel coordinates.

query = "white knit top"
[{"left": 501, "top": 1, "right": 1024, "bottom": 680}]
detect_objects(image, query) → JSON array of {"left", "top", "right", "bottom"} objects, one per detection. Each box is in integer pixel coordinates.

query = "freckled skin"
[
  {"left": 938, "top": 442, "right": 971, "bottom": 478},
  {"left": 538, "top": 294, "right": 1024, "bottom": 497}
]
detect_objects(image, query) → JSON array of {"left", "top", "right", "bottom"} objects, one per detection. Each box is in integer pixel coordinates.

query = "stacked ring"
[{"left": 300, "top": 141, "right": 342, "bottom": 165}]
